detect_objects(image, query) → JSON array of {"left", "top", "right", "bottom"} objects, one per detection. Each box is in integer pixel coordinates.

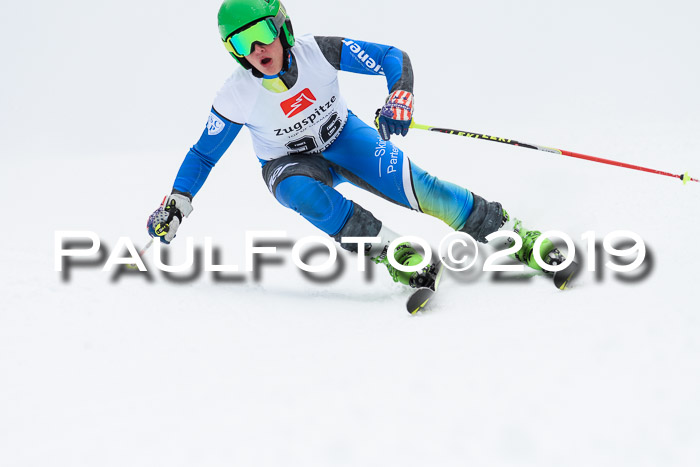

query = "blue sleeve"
[
  {"left": 172, "top": 107, "right": 243, "bottom": 197},
  {"left": 338, "top": 38, "right": 413, "bottom": 93}
]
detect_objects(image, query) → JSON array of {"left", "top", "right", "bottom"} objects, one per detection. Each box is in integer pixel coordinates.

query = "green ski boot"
[
  {"left": 373, "top": 242, "right": 439, "bottom": 288},
  {"left": 491, "top": 210, "right": 579, "bottom": 289},
  {"left": 502, "top": 211, "right": 568, "bottom": 272}
]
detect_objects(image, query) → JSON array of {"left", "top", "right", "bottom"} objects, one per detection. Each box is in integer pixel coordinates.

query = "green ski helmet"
[{"left": 218, "top": 0, "right": 295, "bottom": 71}]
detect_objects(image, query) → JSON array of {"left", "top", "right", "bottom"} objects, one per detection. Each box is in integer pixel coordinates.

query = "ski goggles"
[{"left": 224, "top": 11, "right": 284, "bottom": 57}]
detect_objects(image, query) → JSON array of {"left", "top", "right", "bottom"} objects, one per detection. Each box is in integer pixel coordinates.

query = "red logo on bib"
[{"left": 280, "top": 89, "right": 317, "bottom": 118}]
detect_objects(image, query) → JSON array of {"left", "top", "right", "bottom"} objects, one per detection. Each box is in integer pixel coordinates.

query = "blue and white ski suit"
[{"left": 172, "top": 35, "right": 488, "bottom": 250}]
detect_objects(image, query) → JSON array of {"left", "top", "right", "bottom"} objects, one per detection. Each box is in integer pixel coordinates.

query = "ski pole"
[
  {"left": 127, "top": 237, "right": 155, "bottom": 269},
  {"left": 409, "top": 121, "right": 698, "bottom": 185}
]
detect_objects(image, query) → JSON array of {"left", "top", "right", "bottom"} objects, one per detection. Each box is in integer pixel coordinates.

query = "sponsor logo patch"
[
  {"left": 207, "top": 112, "right": 225, "bottom": 136},
  {"left": 280, "top": 89, "right": 317, "bottom": 118},
  {"left": 341, "top": 39, "right": 385, "bottom": 74}
]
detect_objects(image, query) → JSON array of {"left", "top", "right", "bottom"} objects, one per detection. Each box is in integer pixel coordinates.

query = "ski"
[
  {"left": 553, "top": 260, "right": 579, "bottom": 290},
  {"left": 543, "top": 247, "right": 580, "bottom": 290},
  {"left": 405, "top": 253, "right": 577, "bottom": 314},
  {"left": 406, "top": 260, "right": 445, "bottom": 315}
]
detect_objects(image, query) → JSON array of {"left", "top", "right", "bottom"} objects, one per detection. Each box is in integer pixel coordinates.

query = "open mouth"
[{"left": 261, "top": 57, "right": 272, "bottom": 66}]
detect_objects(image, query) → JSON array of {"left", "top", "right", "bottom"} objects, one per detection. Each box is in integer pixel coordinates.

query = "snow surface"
[{"left": 2, "top": 1, "right": 700, "bottom": 466}]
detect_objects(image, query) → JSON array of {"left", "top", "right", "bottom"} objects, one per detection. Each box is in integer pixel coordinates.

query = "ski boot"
[
  {"left": 500, "top": 211, "right": 578, "bottom": 289},
  {"left": 373, "top": 242, "right": 440, "bottom": 289}
]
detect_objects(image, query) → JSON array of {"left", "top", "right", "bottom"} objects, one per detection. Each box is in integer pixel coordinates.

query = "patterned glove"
[
  {"left": 147, "top": 193, "right": 194, "bottom": 244},
  {"left": 376, "top": 90, "right": 414, "bottom": 141}
]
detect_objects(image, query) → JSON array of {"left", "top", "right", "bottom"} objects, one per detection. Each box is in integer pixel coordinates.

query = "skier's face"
[{"left": 246, "top": 37, "right": 285, "bottom": 76}]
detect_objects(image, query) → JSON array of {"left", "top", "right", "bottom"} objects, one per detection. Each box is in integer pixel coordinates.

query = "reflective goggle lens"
[{"left": 226, "top": 19, "right": 278, "bottom": 57}]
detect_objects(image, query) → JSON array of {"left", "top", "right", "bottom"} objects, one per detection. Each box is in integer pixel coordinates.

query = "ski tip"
[
  {"left": 553, "top": 261, "right": 579, "bottom": 290},
  {"left": 406, "top": 288, "right": 435, "bottom": 315},
  {"left": 409, "top": 299, "right": 429, "bottom": 315},
  {"left": 406, "top": 259, "right": 445, "bottom": 314}
]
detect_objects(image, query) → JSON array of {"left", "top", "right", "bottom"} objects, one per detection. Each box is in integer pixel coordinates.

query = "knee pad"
[{"left": 459, "top": 193, "right": 505, "bottom": 243}]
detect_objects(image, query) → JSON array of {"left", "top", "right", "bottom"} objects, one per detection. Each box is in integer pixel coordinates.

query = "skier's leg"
[
  {"left": 408, "top": 171, "right": 564, "bottom": 271},
  {"left": 323, "top": 112, "right": 476, "bottom": 230},
  {"left": 322, "top": 112, "right": 563, "bottom": 273},
  {"left": 401, "top": 167, "right": 567, "bottom": 273},
  {"left": 262, "top": 155, "right": 431, "bottom": 286},
  {"left": 262, "top": 154, "right": 379, "bottom": 247},
  {"left": 322, "top": 112, "right": 481, "bottom": 230}
]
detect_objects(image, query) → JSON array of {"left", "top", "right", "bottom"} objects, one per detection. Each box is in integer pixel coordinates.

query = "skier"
[{"left": 147, "top": 0, "right": 572, "bottom": 291}]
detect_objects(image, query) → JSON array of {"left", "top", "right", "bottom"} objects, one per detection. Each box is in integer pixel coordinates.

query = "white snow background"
[{"left": 1, "top": 1, "right": 699, "bottom": 466}]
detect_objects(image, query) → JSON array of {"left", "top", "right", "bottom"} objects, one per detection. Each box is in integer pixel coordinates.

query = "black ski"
[
  {"left": 553, "top": 260, "right": 579, "bottom": 290},
  {"left": 543, "top": 247, "right": 580, "bottom": 290},
  {"left": 406, "top": 261, "right": 445, "bottom": 315},
  {"left": 405, "top": 254, "right": 576, "bottom": 314}
]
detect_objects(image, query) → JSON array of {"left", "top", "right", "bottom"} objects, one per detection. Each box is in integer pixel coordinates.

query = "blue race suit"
[{"left": 172, "top": 36, "right": 476, "bottom": 245}]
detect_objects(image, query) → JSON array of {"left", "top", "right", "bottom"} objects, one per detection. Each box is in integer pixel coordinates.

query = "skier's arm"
[
  {"left": 146, "top": 107, "right": 242, "bottom": 244},
  {"left": 172, "top": 107, "right": 243, "bottom": 197},
  {"left": 315, "top": 36, "right": 414, "bottom": 140},
  {"left": 314, "top": 36, "right": 414, "bottom": 94}
]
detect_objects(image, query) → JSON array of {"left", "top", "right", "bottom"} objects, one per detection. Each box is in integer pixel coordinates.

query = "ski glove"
[
  {"left": 376, "top": 90, "right": 414, "bottom": 141},
  {"left": 147, "top": 193, "right": 193, "bottom": 244}
]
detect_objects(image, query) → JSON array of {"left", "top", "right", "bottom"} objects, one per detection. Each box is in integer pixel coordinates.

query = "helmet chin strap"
[{"left": 282, "top": 49, "right": 292, "bottom": 72}]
